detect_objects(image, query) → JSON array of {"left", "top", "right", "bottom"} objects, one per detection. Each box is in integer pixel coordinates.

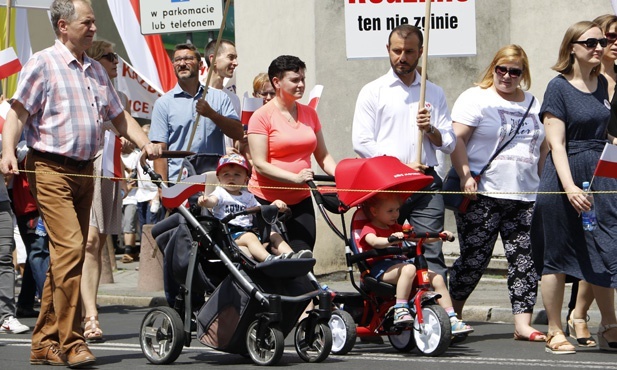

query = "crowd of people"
[{"left": 1, "top": 0, "right": 617, "bottom": 366}]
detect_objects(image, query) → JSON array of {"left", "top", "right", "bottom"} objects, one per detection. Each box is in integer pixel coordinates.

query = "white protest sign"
[
  {"left": 116, "top": 57, "right": 163, "bottom": 120},
  {"left": 0, "top": 0, "right": 52, "bottom": 9},
  {"left": 139, "top": 0, "right": 223, "bottom": 35},
  {"left": 344, "top": 0, "right": 476, "bottom": 59}
]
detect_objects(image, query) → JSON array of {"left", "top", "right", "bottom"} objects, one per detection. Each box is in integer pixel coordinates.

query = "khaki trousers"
[{"left": 26, "top": 152, "right": 94, "bottom": 353}]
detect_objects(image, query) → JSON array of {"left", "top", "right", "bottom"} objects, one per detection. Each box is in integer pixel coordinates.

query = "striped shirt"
[{"left": 12, "top": 40, "right": 124, "bottom": 161}]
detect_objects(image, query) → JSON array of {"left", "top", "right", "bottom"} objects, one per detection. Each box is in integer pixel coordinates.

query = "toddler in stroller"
[
  {"left": 359, "top": 192, "right": 473, "bottom": 334},
  {"left": 197, "top": 153, "right": 313, "bottom": 262},
  {"left": 138, "top": 158, "right": 332, "bottom": 366}
]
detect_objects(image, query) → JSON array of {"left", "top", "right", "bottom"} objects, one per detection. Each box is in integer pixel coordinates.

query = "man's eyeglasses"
[
  {"left": 494, "top": 65, "right": 523, "bottom": 78},
  {"left": 258, "top": 91, "right": 275, "bottom": 98},
  {"left": 571, "top": 38, "right": 608, "bottom": 48},
  {"left": 173, "top": 56, "right": 198, "bottom": 64},
  {"left": 99, "top": 52, "right": 118, "bottom": 62},
  {"left": 606, "top": 32, "right": 617, "bottom": 43}
]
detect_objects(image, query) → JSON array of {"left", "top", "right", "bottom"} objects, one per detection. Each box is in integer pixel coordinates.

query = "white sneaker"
[
  {"left": 0, "top": 316, "right": 29, "bottom": 334},
  {"left": 292, "top": 250, "right": 314, "bottom": 259}
]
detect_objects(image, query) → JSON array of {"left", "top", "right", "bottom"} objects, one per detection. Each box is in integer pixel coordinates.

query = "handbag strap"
[{"left": 477, "top": 96, "right": 535, "bottom": 176}]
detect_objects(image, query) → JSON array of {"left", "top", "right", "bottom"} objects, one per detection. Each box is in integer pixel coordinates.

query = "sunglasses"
[
  {"left": 571, "top": 38, "right": 608, "bottom": 48},
  {"left": 99, "top": 52, "right": 118, "bottom": 62},
  {"left": 494, "top": 65, "right": 523, "bottom": 78},
  {"left": 606, "top": 32, "right": 617, "bottom": 43}
]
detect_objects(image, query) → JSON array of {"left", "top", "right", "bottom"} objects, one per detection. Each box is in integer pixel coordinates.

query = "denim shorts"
[
  {"left": 369, "top": 257, "right": 414, "bottom": 281},
  {"left": 231, "top": 230, "right": 260, "bottom": 241}
]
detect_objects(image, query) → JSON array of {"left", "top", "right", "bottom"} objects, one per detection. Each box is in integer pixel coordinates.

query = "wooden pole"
[
  {"left": 415, "top": 0, "right": 432, "bottom": 165},
  {"left": 175, "top": 0, "right": 231, "bottom": 183},
  {"left": 2, "top": 1, "right": 12, "bottom": 95}
]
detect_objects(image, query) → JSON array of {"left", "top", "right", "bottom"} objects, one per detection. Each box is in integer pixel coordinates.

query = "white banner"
[
  {"left": 139, "top": 0, "right": 223, "bottom": 35},
  {"left": 344, "top": 0, "right": 476, "bottom": 59},
  {"left": 116, "top": 57, "right": 163, "bottom": 120}
]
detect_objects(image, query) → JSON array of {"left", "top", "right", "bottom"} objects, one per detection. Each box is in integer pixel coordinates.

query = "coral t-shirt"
[{"left": 247, "top": 101, "right": 321, "bottom": 204}]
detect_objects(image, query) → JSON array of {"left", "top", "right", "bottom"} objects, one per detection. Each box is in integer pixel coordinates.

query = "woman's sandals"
[
  {"left": 567, "top": 313, "right": 597, "bottom": 347},
  {"left": 83, "top": 316, "right": 103, "bottom": 343},
  {"left": 545, "top": 331, "right": 576, "bottom": 354}
]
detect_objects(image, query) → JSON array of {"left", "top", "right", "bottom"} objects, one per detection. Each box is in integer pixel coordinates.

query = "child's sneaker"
[
  {"left": 281, "top": 252, "right": 295, "bottom": 259},
  {"left": 264, "top": 254, "right": 283, "bottom": 262},
  {"left": 450, "top": 317, "right": 474, "bottom": 335},
  {"left": 393, "top": 307, "right": 413, "bottom": 325},
  {"left": 0, "top": 316, "right": 29, "bottom": 334},
  {"left": 292, "top": 250, "right": 313, "bottom": 259}
]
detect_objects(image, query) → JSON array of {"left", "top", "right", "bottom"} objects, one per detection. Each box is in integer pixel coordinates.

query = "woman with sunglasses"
[
  {"left": 79, "top": 40, "right": 131, "bottom": 343},
  {"left": 531, "top": 20, "right": 617, "bottom": 354},
  {"left": 447, "top": 44, "right": 547, "bottom": 343}
]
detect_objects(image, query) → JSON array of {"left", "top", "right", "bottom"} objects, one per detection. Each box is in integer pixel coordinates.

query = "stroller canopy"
[{"left": 334, "top": 156, "right": 434, "bottom": 207}]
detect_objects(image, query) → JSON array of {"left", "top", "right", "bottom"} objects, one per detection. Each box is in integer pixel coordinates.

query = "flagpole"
[
  {"left": 415, "top": 0, "right": 432, "bottom": 165},
  {"left": 176, "top": 0, "right": 231, "bottom": 183},
  {"left": 2, "top": 0, "right": 12, "bottom": 95}
]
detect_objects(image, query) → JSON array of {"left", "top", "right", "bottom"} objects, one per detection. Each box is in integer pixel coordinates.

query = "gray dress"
[{"left": 531, "top": 75, "right": 617, "bottom": 287}]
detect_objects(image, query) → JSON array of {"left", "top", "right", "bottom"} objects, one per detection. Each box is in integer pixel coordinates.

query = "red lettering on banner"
[
  {"left": 128, "top": 100, "right": 151, "bottom": 114},
  {"left": 348, "top": 0, "right": 467, "bottom": 3}
]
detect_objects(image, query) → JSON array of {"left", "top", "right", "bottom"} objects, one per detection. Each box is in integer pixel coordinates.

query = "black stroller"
[{"left": 137, "top": 159, "right": 332, "bottom": 366}]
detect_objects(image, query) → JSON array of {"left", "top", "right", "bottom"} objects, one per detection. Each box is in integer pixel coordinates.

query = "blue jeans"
[
  {"left": 17, "top": 213, "right": 49, "bottom": 308},
  {"left": 137, "top": 201, "right": 163, "bottom": 227}
]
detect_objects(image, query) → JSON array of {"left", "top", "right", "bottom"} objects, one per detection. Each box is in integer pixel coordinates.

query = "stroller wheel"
[
  {"left": 294, "top": 318, "right": 332, "bottom": 363},
  {"left": 329, "top": 310, "right": 356, "bottom": 355},
  {"left": 246, "top": 320, "right": 285, "bottom": 366},
  {"left": 139, "top": 307, "right": 185, "bottom": 364},
  {"left": 413, "top": 304, "right": 451, "bottom": 356},
  {"left": 388, "top": 328, "right": 416, "bottom": 352}
]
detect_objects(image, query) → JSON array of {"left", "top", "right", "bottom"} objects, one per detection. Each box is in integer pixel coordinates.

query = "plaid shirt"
[{"left": 12, "top": 40, "right": 124, "bottom": 161}]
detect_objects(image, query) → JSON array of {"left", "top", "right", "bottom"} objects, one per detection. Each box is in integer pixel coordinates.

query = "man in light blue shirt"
[{"left": 150, "top": 43, "right": 242, "bottom": 183}]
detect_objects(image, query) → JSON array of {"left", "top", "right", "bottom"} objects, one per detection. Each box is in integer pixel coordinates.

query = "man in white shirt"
[{"left": 352, "top": 24, "right": 456, "bottom": 280}]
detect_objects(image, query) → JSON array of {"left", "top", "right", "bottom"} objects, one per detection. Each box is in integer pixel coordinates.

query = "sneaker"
[
  {"left": 292, "top": 250, "right": 313, "bottom": 259},
  {"left": 264, "top": 254, "right": 282, "bottom": 262},
  {"left": 0, "top": 316, "right": 29, "bottom": 334},
  {"left": 393, "top": 307, "right": 413, "bottom": 325},
  {"left": 450, "top": 317, "right": 474, "bottom": 335},
  {"left": 281, "top": 252, "right": 295, "bottom": 259}
]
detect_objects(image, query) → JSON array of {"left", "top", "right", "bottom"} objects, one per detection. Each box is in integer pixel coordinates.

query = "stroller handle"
[
  {"left": 220, "top": 204, "right": 290, "bottom": 224},
  {"left": 312, "top": 174, "right": 335, "bottom": 182},
  {"left": 141, "top": 162, "right": 164, "bottom": 188}
]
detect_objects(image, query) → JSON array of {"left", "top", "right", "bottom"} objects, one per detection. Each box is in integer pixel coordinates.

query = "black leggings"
[{"left": 255, "top": 195, "right": 316, "bottom": 252}]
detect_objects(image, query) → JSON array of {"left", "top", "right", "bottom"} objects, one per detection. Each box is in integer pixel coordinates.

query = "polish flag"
[
  {"left": 593, "top": 143, "right": 617, "bottom": 178},
  {"left": 0, "top": 47, "right": 22, "bottom": 80},
  {"left": 0, "top": 8, "right": 32, "bottom": 97},
  {"left": 161, "top": 174, "right": 206, "bottom": 209},
  {"left": 308, "top": 85, "right": 324, "bottom": 110},
  {"left": 0, "top": 100, "right": 10, "bottom": 132},
  {"left": 102, "top": 131, "right": 123, "bottom": 182},
  {"left": 107, "top": 0, "right": 176, "bottom": 92},
  {"left": 241, "top": 92, "right": 263, "bottom": 129}
]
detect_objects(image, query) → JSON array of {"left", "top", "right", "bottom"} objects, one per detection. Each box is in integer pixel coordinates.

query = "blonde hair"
[
  {"left": 593, "top": 14, "right": 617, "bottom": 34},
  {"left": 362, "top": 193, "right": 404, "bottom": 221},
  {"left": 86, "top": 39, "right": 114, "bottom": 61},
  {"left": 553, "top": 21, "right": 602, "bottom": 77},
  {"left": 476, "top": 44, "right": 531, "bottom": 90},
  {"left": 252, "top": 73, "right": 270, "bottom": 95}
]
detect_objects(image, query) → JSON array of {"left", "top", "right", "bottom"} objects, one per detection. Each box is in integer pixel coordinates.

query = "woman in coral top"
[{"left": 248, "top": 55, "right": 336, "bottom": 252}]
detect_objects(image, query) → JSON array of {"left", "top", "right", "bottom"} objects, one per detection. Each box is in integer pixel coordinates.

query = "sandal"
[
  {"left": 450, "top": 317, "right": 474, "bottom": 335},
  {"left": 545, "top": 331, "right": 575, "bottom": 354},
  {"left": 567, "top": 312, "right": 596, "bottom": 347},
  {"left": 393, "top": 306, "right": 413, "bottom": 325},
  {"left": 597, "top": 324, "right": 617, "bottom": 351},
  {"left": 513, "top": 330, "right": 546, "bottom": 342},
  {"left": 83, "top": 316, "right": 103, "bottom": 343}
]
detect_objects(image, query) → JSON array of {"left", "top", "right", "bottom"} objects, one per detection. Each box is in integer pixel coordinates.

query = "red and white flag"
[
  {"left": 0, "top": 47, "right": 22, "bottom": 80},
  {"left": 161, "top": 174, "right": 206, "bottom": 209},
  {"left": 102, "top": 131, "right": 123, "bottom": 182},
  {"left": 308, "top": 85, "right": 324, "bottom": 110},
  {"left": 107, "top": 0, "right": 176, "bottom": 92},
  {"left": 241, "top": 92, "right": 263, "bottom": 127},
  {"left": 116, "top": 56, "right": 163, "bottom": 120},
  {"left": 0, "top": 100, "right": 10, "bottom": 132},
  {"left": 594, "top": 143, "right": 617, "bottom": 179}
]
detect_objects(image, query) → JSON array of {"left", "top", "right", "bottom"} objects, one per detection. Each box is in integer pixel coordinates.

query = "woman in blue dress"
[{"left": 532, "top": 20, "right": 617, "bottom": 354}]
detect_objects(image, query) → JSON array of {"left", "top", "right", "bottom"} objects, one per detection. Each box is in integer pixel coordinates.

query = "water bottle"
[
  {"left": 34, "top": 218, "right": 47, "bottom": 237},
  {"left": 150, "top": 198, "right": 160, "bottom": 214},
  {"left": 582, "top": 181, "right": 597, "bottom": 231}
]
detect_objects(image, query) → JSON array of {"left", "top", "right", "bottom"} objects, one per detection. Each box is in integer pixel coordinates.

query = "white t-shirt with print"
[
  {"left": 210, "top": 186, "right": 259, "bottom": 228},
  {"left": 451, "top": 86, "right": 544, "bottom": 201}
]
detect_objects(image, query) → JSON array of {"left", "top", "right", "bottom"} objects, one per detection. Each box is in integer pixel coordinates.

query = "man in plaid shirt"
[{"left": 0, "top": 0, "right": 160, "bottom": 367}]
